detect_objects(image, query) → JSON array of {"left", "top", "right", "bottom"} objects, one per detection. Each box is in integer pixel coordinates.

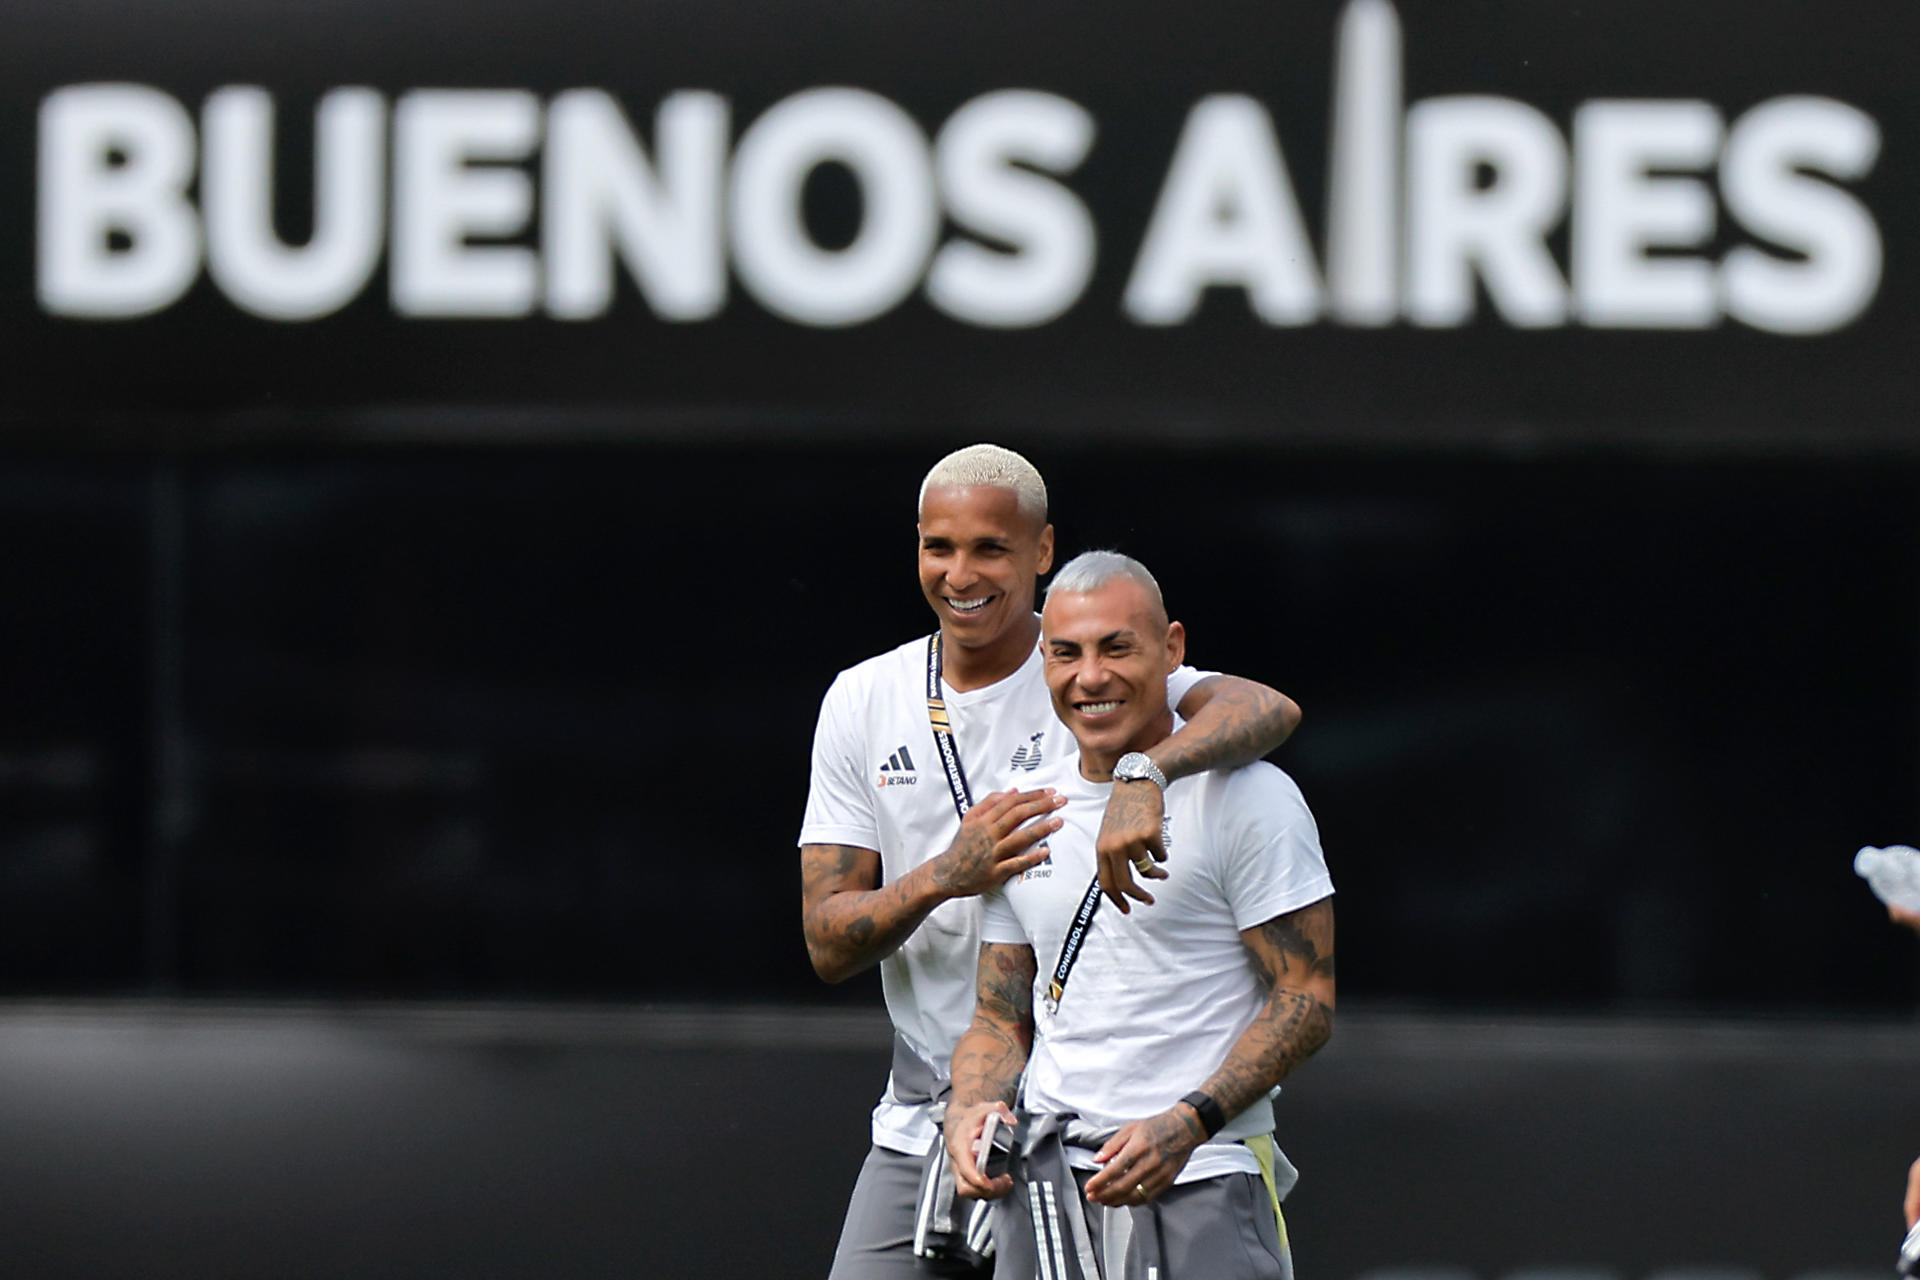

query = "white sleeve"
[
  {"left": 1165, "top": 664, "right": 1216, "bottom": 715},
  {"left": 979, "top": 886, "right": 1030, "bottom": 946},
  {"left": 797, "top": 672, "right": 881, "bottom": 851},
  {"left": 1212, "top": 768, "right": 1334, "bottom": 931}
]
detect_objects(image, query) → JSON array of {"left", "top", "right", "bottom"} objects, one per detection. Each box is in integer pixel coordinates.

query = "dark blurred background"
[
  {"left": 4, "top": 448, "right": 1916, "bottom": 1009},
  {"left": 1, "top": 0, "right": 1917, "bottom": 1275}
]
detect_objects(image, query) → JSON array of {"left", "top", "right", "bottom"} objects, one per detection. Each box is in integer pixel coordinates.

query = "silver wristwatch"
[{"left": 1112, "top": 752, "right": 1168, "bottom": 789}]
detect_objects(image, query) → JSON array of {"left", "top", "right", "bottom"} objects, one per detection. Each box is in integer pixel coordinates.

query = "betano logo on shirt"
[{"left": 876, "top": 745, "right": 919, "bottom": 788}]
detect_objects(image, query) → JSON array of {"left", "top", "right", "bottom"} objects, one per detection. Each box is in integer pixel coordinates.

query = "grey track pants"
[{"left": 828, "top": 1145, "right": 992, "bottom": 1279}]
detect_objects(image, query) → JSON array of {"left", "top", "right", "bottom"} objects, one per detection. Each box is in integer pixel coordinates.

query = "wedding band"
[
  {"left": 1131, "top": 855, "right": 1154, "bottom": 873},
  {"left": 1136, "top": 1183, "right": 1148, "bottom": 1200}
]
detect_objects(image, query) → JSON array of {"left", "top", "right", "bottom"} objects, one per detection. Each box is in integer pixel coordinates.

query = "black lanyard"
[
  {"left": 1044, "top": 879, "right": 1105, "bottom": 1014},
  {"left": 925, "top": 632, "right": 977, "bottom": 823},
  {"left": 925, "top": 631, "right": 1103, "bottom": 1016}
]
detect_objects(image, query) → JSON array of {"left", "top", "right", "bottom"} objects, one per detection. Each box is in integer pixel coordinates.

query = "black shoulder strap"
[
  {"left": 926, "top": 631, "right": 1103, "bottom": 1016},
  {"left": 1044, "top": 880, "right": 1104, "bottom": 1014},
  {"left": 925, "top": 632, "right": 976, "bottom": 823}
]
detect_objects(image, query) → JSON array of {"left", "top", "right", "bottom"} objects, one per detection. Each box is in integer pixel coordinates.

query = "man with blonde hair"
[{"left": 801, "top": 447, "right": 1301, "bottom": 1278}]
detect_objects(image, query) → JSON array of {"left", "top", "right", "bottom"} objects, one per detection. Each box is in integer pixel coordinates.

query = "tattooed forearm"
[
  {"left": 1157, "top": 676, "right": 1299, "bottom": 781},
  {"left": 952, "top": 943, "right": 1036, "bottom": 1108},
  {"left": 952, "top": 1019, "right": 1029, "bottom": 1108},
  {"left": 1197, "top": 897, "right": 1336, "bottom": 1121},
  {"left": 1200, "top": 989, "right": 1333, "bottom": 1121},
  {"left": 977, "top": 942, "right": 1036, "bottom": 1025},
  {"left": 801, "top": 790, "right": 1063, "bottom": 982},
  {"left": 800, "top": 843, "right": 945, "bottom": 983}
]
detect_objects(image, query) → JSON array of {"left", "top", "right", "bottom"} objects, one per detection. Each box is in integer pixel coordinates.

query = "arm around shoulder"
[
  {"left": 1091, "top": 675, "right": 1302, "bottom": 912},
  {"left": 1160, "top": 673, "right": 1301, "bottom": 782}
]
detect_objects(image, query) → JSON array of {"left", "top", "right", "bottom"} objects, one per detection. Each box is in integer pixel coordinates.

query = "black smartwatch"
[{"left": 1179, "top": 1090, "right": 1226, "bottom": 1139}]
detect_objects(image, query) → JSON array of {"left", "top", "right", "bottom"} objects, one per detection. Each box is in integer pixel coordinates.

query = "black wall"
[{"left": 1, "top": 445, "right": 1915, "bottom": 1009}]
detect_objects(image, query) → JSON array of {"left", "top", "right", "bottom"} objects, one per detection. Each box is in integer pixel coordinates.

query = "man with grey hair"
[
  {"left": 945, "top": 550, "right": 1334, "bottom": 1280},
  {"left": 801, "top": 448, "right": 1302, "bottom": 1278}
]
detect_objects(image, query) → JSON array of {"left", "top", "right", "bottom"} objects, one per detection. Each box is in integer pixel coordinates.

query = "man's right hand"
[
  {"left": 932, "top": 789, "right": 1065, "bottom": 899},
  {"left": 945, "top": 1099, "right": 1017, "bottom": 1201}
]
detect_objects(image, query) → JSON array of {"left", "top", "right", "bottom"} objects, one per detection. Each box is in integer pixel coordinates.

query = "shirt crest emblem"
[{"left": 1009, "top": 732, "right": 1045, "bottom": 772}]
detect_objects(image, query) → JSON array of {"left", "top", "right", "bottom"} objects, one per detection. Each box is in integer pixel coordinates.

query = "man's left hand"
[
  {"left": 1083, "top": 1106, "right": 1203, "bottom": 1206},
  {"left": 1094, "top": 779, "right": 1169, "bottom": 914}
]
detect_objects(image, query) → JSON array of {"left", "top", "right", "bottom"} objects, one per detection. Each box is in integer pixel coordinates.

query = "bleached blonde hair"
[{"left": 917, "top": 444, "right": 1048, "bottom": 524}]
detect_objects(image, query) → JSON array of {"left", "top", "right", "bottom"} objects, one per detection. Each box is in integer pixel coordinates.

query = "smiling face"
[
  {"left": 1041, "top": 575, "right": 1185, "bottom": 779},
  {"left": 917, "top": 484, "right": 1055, "bottom": 684}
]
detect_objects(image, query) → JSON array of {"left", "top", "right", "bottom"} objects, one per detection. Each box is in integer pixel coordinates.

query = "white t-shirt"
[
  {"left": 799, "top": 629, "right": 1207, "bottom": 1155},
  {"left": 981, "top": 741, "right": 1332, "bottom": 1183}
]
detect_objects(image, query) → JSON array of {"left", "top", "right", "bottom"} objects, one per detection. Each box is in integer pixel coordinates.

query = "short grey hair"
[
  {"left": 918, "top": 444, "right": 1048, "bottom": 524},
  {"left": 1045, "top": 550, "right": 1167, "bottom": 622}
]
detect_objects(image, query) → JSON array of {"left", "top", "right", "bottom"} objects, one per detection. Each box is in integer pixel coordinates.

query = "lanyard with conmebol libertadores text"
[{"left": 925, "top": 631, "right": 1102, "bottom": 1017}]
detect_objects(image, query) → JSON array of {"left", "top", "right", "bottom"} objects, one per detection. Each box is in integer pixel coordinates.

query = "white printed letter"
[
  {"left": 926, "top": 90, "right": 1097, "bottom": 329},
  {"left": 730, "top": 88, "right": 937, "bottom": 327},
  {"left": 1123, "top": 95, "right": 1322, "bottom": 326},
  {"left": 1404, "top": 96, "right": 1568, "bottom": 328},
  {"left": 1720, "top": 96, "right": 1882, "bottom": 335},
  {"left": 391, "top": 89, "right": 540, "bottom": 317},
  {"left": 38, "top": 84, "right": 200, "bottom": 318},
  {"left": 202, "top": 86, "right": 386, "bottom": 321},
  {"left": 1325, "top": 0, "right": 1403, "bottom": 326},
  {"left": 544, "top": 89, "right": 728, "bottom": 321},
  {"left": 1572, "top": 100, "right": 1723, "bottom": 328}
]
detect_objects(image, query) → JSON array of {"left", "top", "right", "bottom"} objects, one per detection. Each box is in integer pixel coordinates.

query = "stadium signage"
[{"left": 35, "top": 0, "right": 1882, "bottom": 335}]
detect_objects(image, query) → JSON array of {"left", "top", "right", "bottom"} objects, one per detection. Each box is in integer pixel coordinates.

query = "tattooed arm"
[
  {"left": 1096, "top": 674, "right": 1303, "bottom": 911},
  {"left": 800, "top": 790, "right": 1064, "bottom": 983},
  {"left": 946, "top": 941, "right": 1038, "bottom": 1200},
  {"left": 798, "top": 843, "right": 899, "bottom": 984},
  {"left": 1082, "top": 896, "right": 1335, "bottom": 1207},
  {"left": 1195, "top": 896, "right": 1336, "bottom": 1117},
  {"left": 951, "top": 941, "right": 1037, "bottom": 1110},
  {"left": 1163, "top": 675, "right": 1302, "bottom": 780}
]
